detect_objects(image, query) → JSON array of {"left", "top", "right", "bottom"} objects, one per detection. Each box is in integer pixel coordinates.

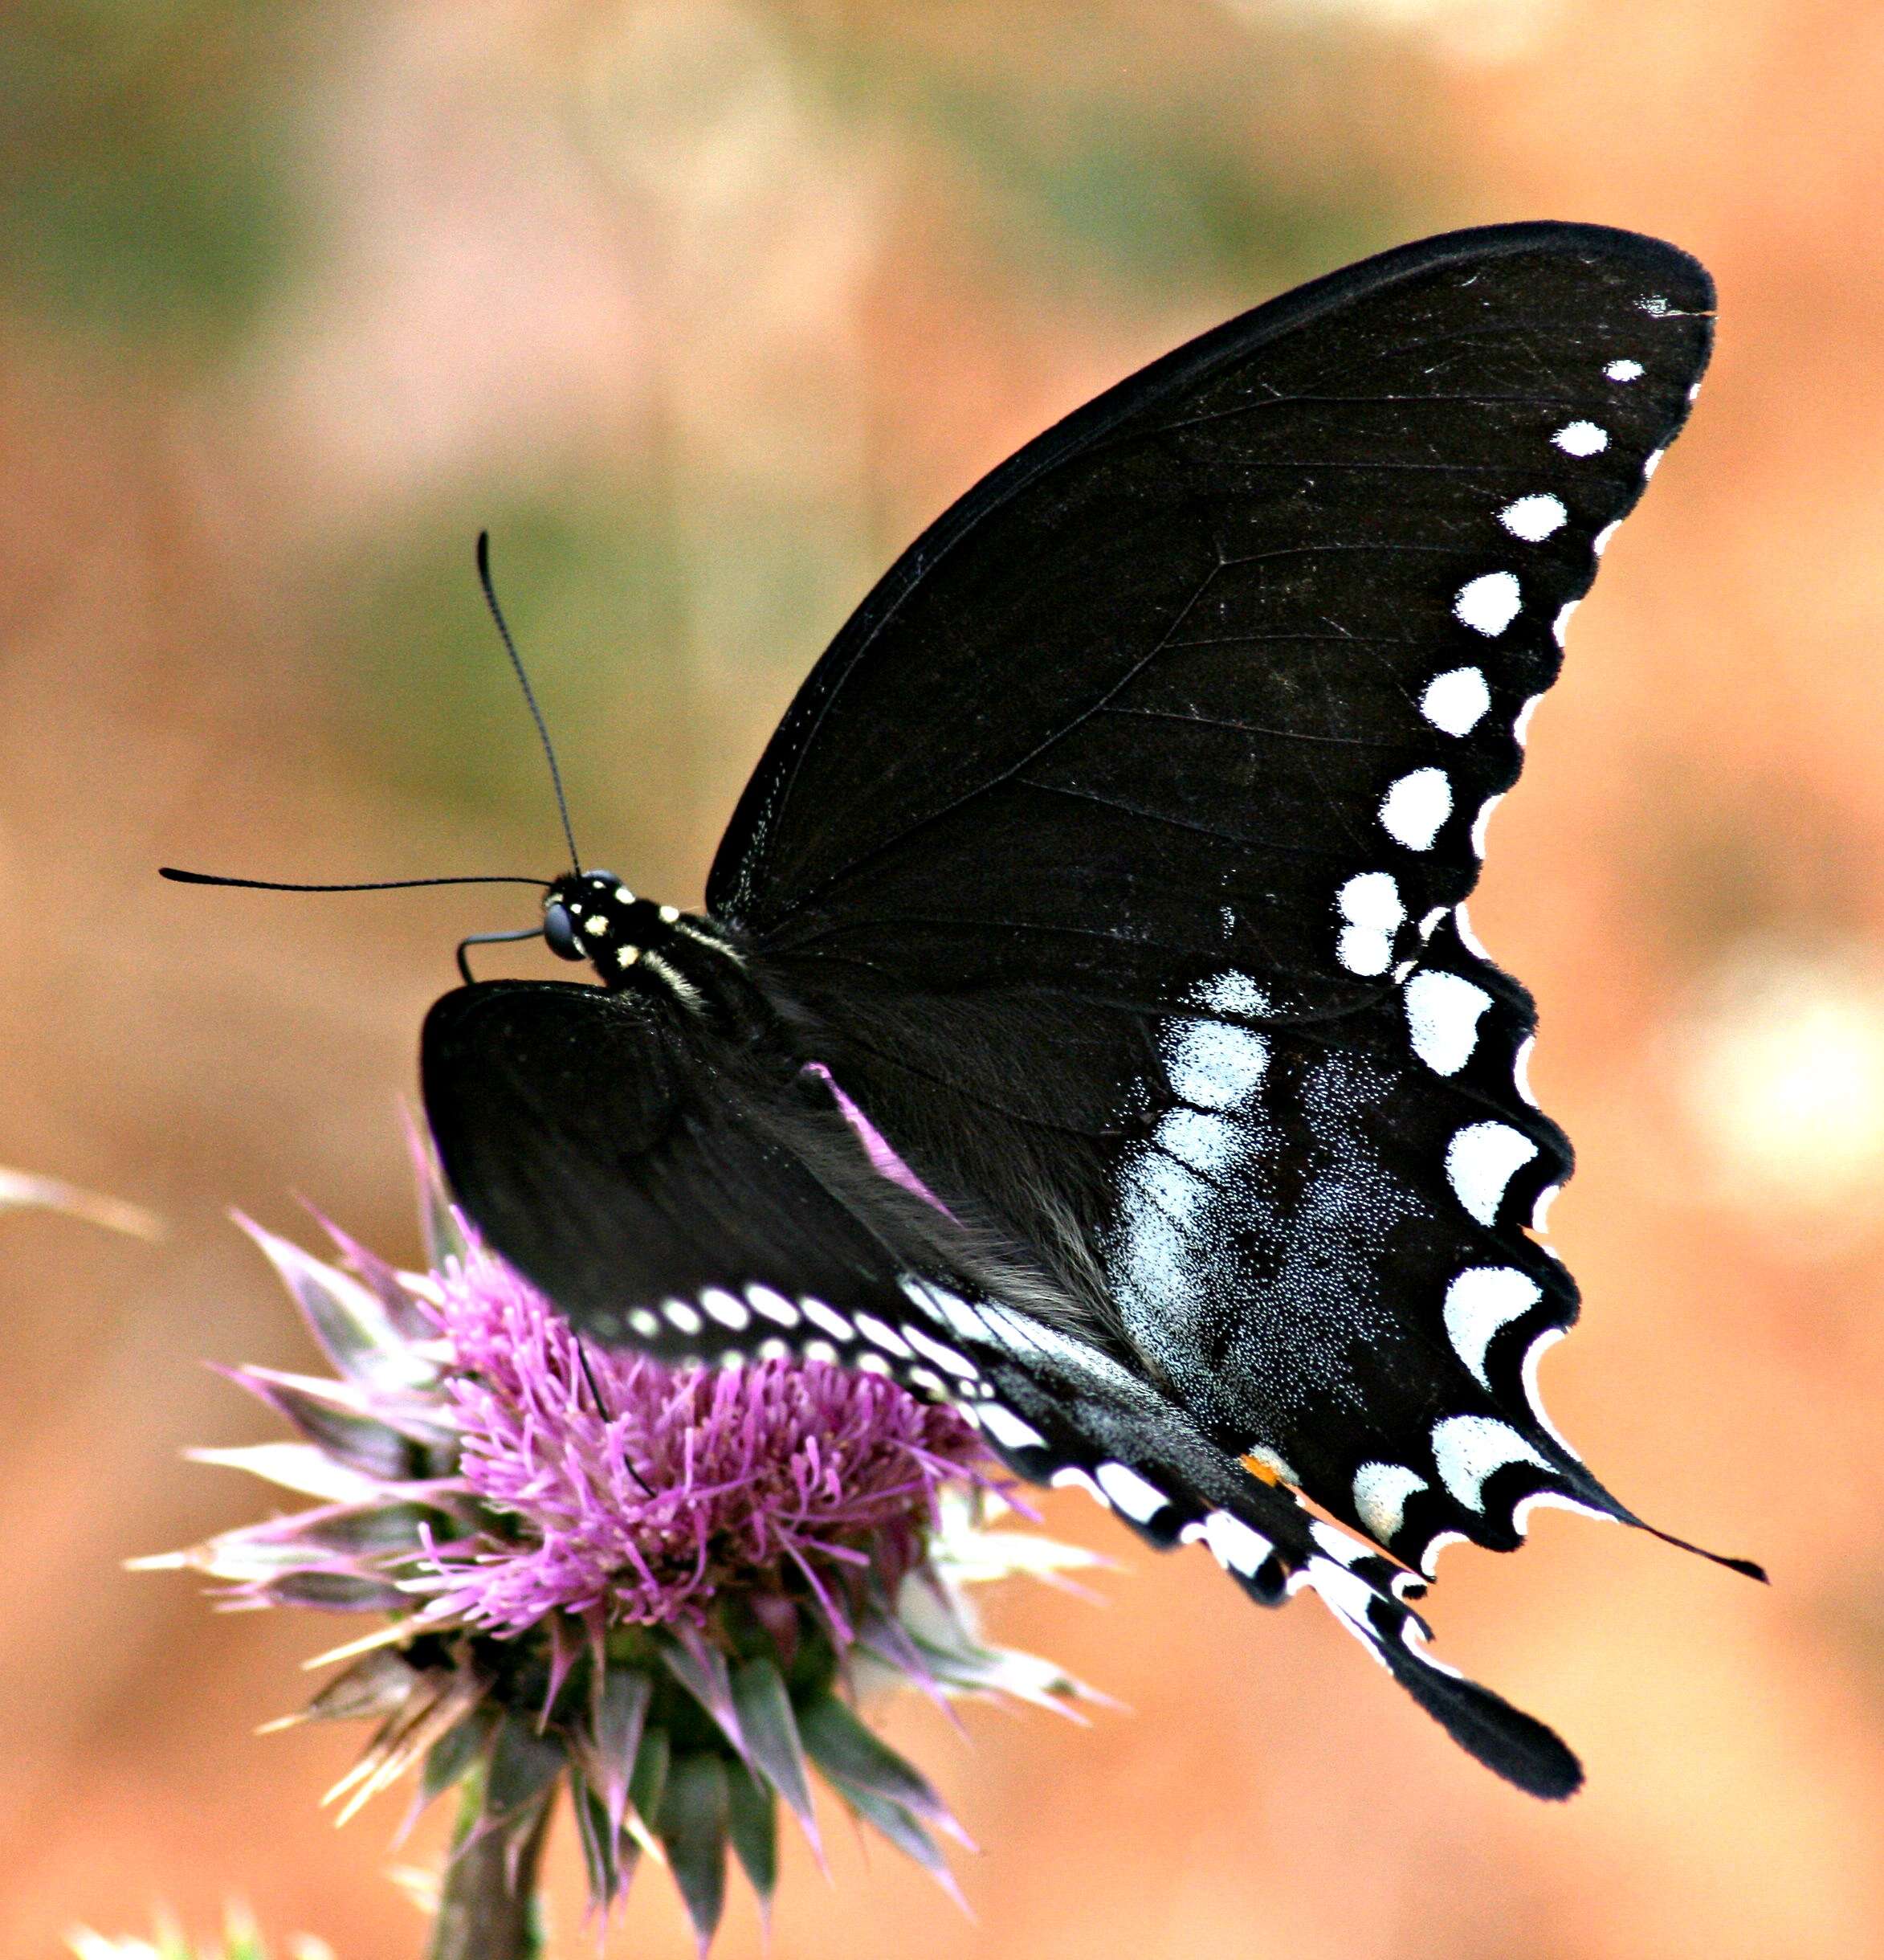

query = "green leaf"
[
  {"left": 484, "top": 1713, "right": 565, "bottom": 1827},
  {"left": 579, "top": 1667, "right": 652, "bottom": 1833},
  {"left": 724, "top": 1758, "right": 777, "bottom": 1909},
  {"left": 297, "top": 1648, "right": 420, "bottom": 1726},
  {"left": 657, "top": 1755, "right": 729, "bottom": 1953},
  {"left": 408, "top": 1118, "right": 469, "bottom": 1268},
  {"left": 231, "top": 1371, "right": 421, "bottom": 1482},
  {"left": 628, "top": 1721, "right": 671, "bottom": 1834},
  {"left": 240, "top": 1219, "right": 426, "bottom": 1388},
  {"left": 798, "top": 1693, "right": 947, "bottom": 1823},
  {"left": 569, "top": 1769, "right": 630, "bottom": 1910},
  {"left": 659, "top": 1635, "right": 746, "bottom": 1758},
  {"left": 729, "top": 1656, "right": 818, "bottom": 1843},
  {"left": 421, "top": 1707, "right": 496, "bottom": 1807},
  {"left": 826, "top": 1775, "right": 961, "bottom": 1903}
]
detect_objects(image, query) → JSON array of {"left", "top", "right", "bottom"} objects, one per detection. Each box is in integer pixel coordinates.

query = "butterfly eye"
[{"left": 543, "top": 901, "right": 582, "bottom": 960}]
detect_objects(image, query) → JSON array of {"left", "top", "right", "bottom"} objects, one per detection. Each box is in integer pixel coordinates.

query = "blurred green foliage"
[
  {"left": 322, "top": 478, "right": 868, "bottom": 878},
  {"left": 794, "top": 8, "right": 1421, "bottom": 299},
  {"left": 0, "top": 0, "right": 305, "bottom": 357}
]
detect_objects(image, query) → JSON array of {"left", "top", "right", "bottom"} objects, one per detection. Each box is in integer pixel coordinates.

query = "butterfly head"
[{"left": 543, "top": 871, "right": 680, "bottom": 982}]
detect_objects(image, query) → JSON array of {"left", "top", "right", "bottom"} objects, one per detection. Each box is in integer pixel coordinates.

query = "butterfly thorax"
[{"left": 543, "top": 872, "right": 755, "bottom": 1026}]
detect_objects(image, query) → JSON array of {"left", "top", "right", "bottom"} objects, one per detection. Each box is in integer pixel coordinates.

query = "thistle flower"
[{"left": 143, "top": 1162, "right": 1101, "bottom": 1955}]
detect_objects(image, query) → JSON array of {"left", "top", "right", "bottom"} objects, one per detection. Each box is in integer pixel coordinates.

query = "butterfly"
[{"left": 177, "top": 222, "right": 1761, "bottom": 1799}]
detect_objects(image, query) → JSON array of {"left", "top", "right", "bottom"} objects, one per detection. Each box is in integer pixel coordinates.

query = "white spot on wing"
[
  {"left": 1499, "top": 494, "right": 1566, "bottom": 541},
  {"left": 1643, "top": 447, "right": 1664, "bottom": 478},
  {"left": 1196, "top": 971, "right": 1270, "bottom": 1017},
  {"left": 1528, "top": 1317, "right": 1580, "bottom": 1434},
  {"left": 700, "top": 1288, "right": 750, "bottom": 1331},
  {"left": 801, "top": 1298, "right": 854, "bottom": 1341},
  {"left": 1202, "top": 1509, "right": 1273, "bottom": 1578},
  {"left": 1552, "top": 601, "right": 1579, "bottom": 647},
  {"left": 1246, "top": 1443, "right": 1298, "bottom": 1485},
  {"left": 1552, "top": 420, "right": 1608, "bottom": 456},
  {"left": 1605, "top": 358, "right": 1644, "bottom": 382},
  {"left": 1446, "top": 1121, "right": 1539, "bottom": 1226},
  {"left": 1166, "top": 1019, "right": 1269, "bottom": 1110},
  {"left": 1379, "top": 768, "right": 1452, "bottom": 851},
  {"left": 1420, "top": 666, "right": 1490, "bottom": 736},
  {"left": 1336, "top": 871, "right": 1405, "bottom": 976},
  {"left": 1470, "top": 793, "right": 1504, "bottom": 859},
  {"left": 661, "top": 1299, "right": 703, "bottom": 1337},
  {"left": 1442, "top": 1266, "right": 1544, "bottom": 1387},
  {"left": 1419, "top": 1529, "right": 1467, "bottom": 1578},
  {"left": 1095, "top": 1462, "right": 1169, "bottom": 1523},
  {"left": 1404, "top": 970, "right": 1493, "bottom": 1076},
  {"left": 979, "top": 1403, "right": 1047, "bottom": 1453},
  {"left": 1431, "top": 1413, "right": 1551, "bottom": 1510},
  {"left": 1514, "top": 1488, "right": 1613, "bottom": 1534},
  {"left": 905, "top": 1325, "right": 980, "bottom": 1380},
  {"left": 1593, "top": 520, "right": 1621, "bottom": 556},
  {"left": 745, "top": 1286, "right": 800, "bottom": 1328},
  {"left": 1514, "top": 693, "right": 1544, "bottom": 746},
  {"left": 1352, "top": 1461, "right": 1429, "bottom": 1543},
  {"left": 1454, "top": 571, "right": 1523, "bottom": 636},
  {"left": 1513, "top": 1034, "right": 1538, "bottom": 1105},
  {"left": 854, "top": 1313, "right": 911, "bottom": 1358}
]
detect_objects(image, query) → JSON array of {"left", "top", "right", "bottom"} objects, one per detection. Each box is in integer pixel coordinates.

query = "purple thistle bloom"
[
  {"left": 409, "top": 1246, "right": 986, "bottom": 1644},
  {"left": 141, "top": 1162, "right": 1105, "bottom": 1955}
]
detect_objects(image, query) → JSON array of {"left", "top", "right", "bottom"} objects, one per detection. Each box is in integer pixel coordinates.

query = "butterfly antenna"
[
  {"left": 476, "top": 531, "right": 581, "bottom": 876},
  {"left": 159, "top": 869, "right": 550, "bottom": 893},
  {"left": 577, "top": 1340, "right": 615, "bottom": 1423}
]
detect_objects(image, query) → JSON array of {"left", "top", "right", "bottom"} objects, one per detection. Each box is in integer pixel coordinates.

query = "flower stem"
[{"left": 426, "top": 1778, "right": 552, "bottom": 1960}]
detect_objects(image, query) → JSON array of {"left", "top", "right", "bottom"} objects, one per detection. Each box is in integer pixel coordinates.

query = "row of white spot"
[
  {"left": 1364, "top": 357, "right": 1658, "bottom": 898},
  {"left": 616, "top": 1277, "right": 1002, "bottom": 1406}
]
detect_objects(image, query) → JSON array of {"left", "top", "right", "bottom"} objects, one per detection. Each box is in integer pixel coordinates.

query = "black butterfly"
[{"left": 180, "top": 223, "right": 1763, "bottom": 1799}]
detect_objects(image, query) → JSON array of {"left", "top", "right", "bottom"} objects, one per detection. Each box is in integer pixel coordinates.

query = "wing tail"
[{"left": 948, "top": 1301, "right": 1584, "bottom": 1799}]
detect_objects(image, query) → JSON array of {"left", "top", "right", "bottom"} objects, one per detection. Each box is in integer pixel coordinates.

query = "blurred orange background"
[{"left": 5, "top": 2, "right": 1882, "bottom": 1956}]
